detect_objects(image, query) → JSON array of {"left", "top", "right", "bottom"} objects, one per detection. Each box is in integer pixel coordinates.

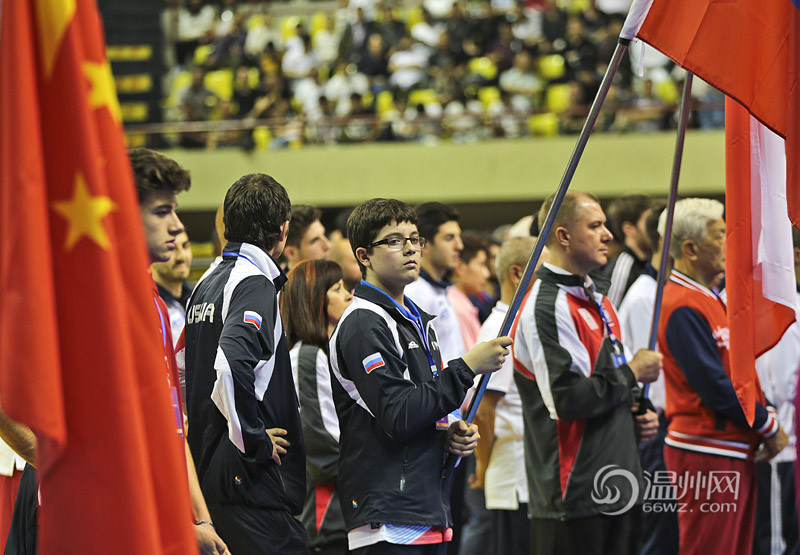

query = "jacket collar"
[
  {"left": 222, "top": 242, "right": 288, "bottom": 291},
  {"left": 155, "top": 282, "right": 192, "bottom": 307},
  {"left": 355, "top": 281, "right": 433, "bottom": 322},
  {"left": 538, "top": 262, "right": 608, "bottom": 302},
  {"left": 419, "top": 268, "right": 452, "bottom": 290}
]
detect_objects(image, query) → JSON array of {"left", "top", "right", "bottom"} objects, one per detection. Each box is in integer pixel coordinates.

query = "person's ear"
[
  {"left": 356, "top": 246, "right": 371, "bottom": 270},
  {"left": 681, "top": 240, "right": 698, "bottom": 261},
  {"left": 283, "top": 244, "right": 297, "bottom": 262},
  {"left": 620, "top": 220, "right": 635, "bottom": 239},
  {"left": 555, "top": 226, "right": 569, "bottom": 248},
  {"left": 508, "top": 264, "right": 523, "bottom": 288}
]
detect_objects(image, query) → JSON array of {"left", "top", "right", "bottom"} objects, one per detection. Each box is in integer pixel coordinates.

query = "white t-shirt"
[
  {"left": 405, "top": 275, "right": 466, "bottom": 365},
  {"left": 479, "top": 301, "right": 528, "bottom": 509},
  {"left": 617, "top": 273, "right": 666, "bottom": 413}
]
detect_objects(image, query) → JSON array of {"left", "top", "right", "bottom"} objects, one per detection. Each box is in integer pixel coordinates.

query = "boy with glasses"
[{"left": 329, "top": 198, "right": 512, "bottom": 554}]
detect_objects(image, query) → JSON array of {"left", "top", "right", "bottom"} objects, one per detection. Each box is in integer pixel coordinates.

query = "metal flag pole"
[
  {"left": 642, "top": 71, "right": 694, "bottom": 400},
  {"left": 442, "top": 37, "right": 635, "bottom": 480}
]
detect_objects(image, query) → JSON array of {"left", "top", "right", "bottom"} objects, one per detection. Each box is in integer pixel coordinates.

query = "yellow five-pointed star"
[
  {"left": 84, "top": 60, "right": 122, "bottom": 123},
  {"left": 52, "top": 173, "right": 117, "bottom": 251},
  {"left": 36, "top": 0, "right": 76, "bottom": 78}
]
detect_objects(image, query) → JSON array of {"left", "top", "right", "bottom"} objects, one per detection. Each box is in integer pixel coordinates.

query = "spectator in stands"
[
  {"left": 472, "top": 235, "right": 539, "bottom": 555},
  {"left": 541, "top": 0, "right": 568, "bottom": 47},
  {"left": 282, "top": 34, "right": 320, "bottom": 90},
  {"left": 283, "top": 205, "right": 332, "bottom": 271},
  {"left": 597, "top": 194, "right": 654, "bottom": 307},
  {"left": 499, "top": 50, "right": 543, "bottom": 111},
  {"left": 180, "top": 67, "right": 218, "bottom": 122},
  {"left": 339, "top": 7, "right": 375, "bottom": 65},
  {"left": 151, "top": 230, "right": 193, "bottom": 346},
  {"left": 486, "top": 22, "right": 517, "bottom": 73},
  {"left": 326, "top": 60, "right": 370, "bottom": 115},
  {"left": 357, "top": 33, "right": 389, "bottom": 83},
  {"left": 280, "top": 259, "right": 353, "bottom": 555},
  {"left": 232, "top": 67, "right": 259, "bottom": 117},
  {"left": 176, "top": 0, "right": 215, "bottom": 66},
  {"left": 244, "top": 11, "right": 282, "bottom": 60},
  {"left": 313, "top": 15, "right": 341, "bottom": 69},
  {"left": 411, "top": 9, "right": 445, "bottom": 48},
  {"left": 377, "top": 6, "right": 406, "bottom": 51},
  {"left": 388, "top": 37, "right": 430, "bottom": 92}
]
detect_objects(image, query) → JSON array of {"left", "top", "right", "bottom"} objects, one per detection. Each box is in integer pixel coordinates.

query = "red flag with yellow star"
[{"left": 0, "top": 1, "right": 196, "bottom": 552}]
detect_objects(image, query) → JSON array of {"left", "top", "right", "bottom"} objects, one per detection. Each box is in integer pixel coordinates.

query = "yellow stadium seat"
[
  {"left": 164, "top": 70, "right": 192, "bottom": 109},
  {"left": 309, "top": 12, "right": 327, "bottom": 40},
  {"left": 538, "top": 54, "right": 566, "bottom": 81},
  {"left": 468, "top": 57, "right": 498, "bottom": 81},
  {"left": 376, "top": 90, "right": 394, "bottom": 116},
  {"left": 567, "top": 0, "right": 590, "bottom": 13},
  {"left": 656, "top": 79, "right": 680, "bottom": 104},
  {"left": 408, "top": 89, "right": 437, "bottom": 108},
  {"left": 545, "top": 83, "right": 573, "bottom": 113},
  {"left": 478, "top": 86, "right": 501, "bottom": 109},
  {"left": 204, "top": 70, "right": 233, "bottom": 101},
  {"left": 193, "top": 44, "right": 214, "bottom": 66},
  {"left": 252, "top": 126, "right": 271, "bottom": 150},
  {"left": 362, "top": 90, "right": 375, "bottom": 109},
  {"left": 247, "top": 67, "right": 260, "bottom": 89},
  {"left": 404, "top": 6, "right": 423, "bottom": 32},
  {"left": 528, "top": 113, "right": 560, "bottom": 136},
  {"left": 280, "top": 15, "right": 303, "bottom": 42}
]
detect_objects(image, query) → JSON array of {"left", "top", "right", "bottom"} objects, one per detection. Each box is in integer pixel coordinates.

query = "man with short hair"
[
  {"left": 597, "top": 194, "right": 653, "bottom": 306},
  {"left": 405, "top": 202, "right": 466, "bottom": 366},
  {"left": 183, "top": 174, "right": 306, "bottom": 553},
  {"left": 657, "top": 198, "right": 788, "bottom": 555},
  {"left": 283, "top": 204, "right": 331, "bottom": 271},
  {"left": 330, "top": 236, "right": 362, "bottom": 292},
  {"left": 513, "top": 191, "right": 662, "bottom": 555},
  {"left": 471, "top": 236, "right": 541, "bottom": 555},
  {"left": 330, "top": 197, "right": 511, "bottom": 554},
  {"left": 152, "top": 230, "right": 193, "bottom": 345}
]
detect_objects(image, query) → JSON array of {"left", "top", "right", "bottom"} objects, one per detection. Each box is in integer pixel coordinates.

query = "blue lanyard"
[
  {"left": 360, "top": 280, "right": 440, "bottom": 375},
  {"left": 584, "top": 287, "right": 627, "bottom": 368}
]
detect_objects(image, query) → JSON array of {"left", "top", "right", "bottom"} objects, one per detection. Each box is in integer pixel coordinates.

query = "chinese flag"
[{"left": 0, "top": 1, "right": 196, "bottom": 553}]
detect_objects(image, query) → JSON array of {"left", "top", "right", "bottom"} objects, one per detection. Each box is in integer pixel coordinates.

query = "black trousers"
[
  {"left": 352, "top": 542, "right": 447, "bottom": 555},
  {"left": 208, "top": 502, "right": 308, "bottom": 554},
  {"left": 4, "top": 465, "right": 36, "bottom": 555},
  {"left": 753, "top": 460, "right": 799, "bottom": 555},
  {"left": 491, "top": 504, "right": 530, "bottom": 555},
  {"left": 530, "top": 510, "right": 639, "bottom": 555}
]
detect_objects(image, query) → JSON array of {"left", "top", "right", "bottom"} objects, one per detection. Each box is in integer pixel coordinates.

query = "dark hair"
[
  {"left": 460, "top": 235, "right": 489, "bottom": 265},
  {"left": 347, "top": 198, "right": 418, "bottom": 278},
  {"left": 415, "top": 202, "right": 459, "bottom": 244},
  {"left": 793, "top": 227, "right": 800, "bottom": 250},
  {"left": 223, "top": 173, "right": 291, "bottom": 253},
  {"left": 280, "top": 260, "right": 343, "bottom": 349},
  {"left": 645, "top": 200, "right": 667, "bottom": 251},
  {"left": 538, "top": 191, "right": 601, "bottom": 247},
  {"left": 287, "top": 205, "right": 322, "bottom": 247},
  {"left": 128, "top": 148, "right": 191, "bottom": 202},
  {"left": 605, "top": 194, "right": 653, "bottom": 242}
]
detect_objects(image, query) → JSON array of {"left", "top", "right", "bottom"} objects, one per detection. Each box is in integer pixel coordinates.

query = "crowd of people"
[
  {"left": 158, "top": 0, "right": 725, "bottom": 149},
  {"left": 0, "top": 148, "right": 795, "bottom": 555}
]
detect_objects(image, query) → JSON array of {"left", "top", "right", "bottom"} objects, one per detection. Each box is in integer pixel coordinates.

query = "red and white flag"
[{"left": 620, "top": 0, "right": 800, "bottom": 424}]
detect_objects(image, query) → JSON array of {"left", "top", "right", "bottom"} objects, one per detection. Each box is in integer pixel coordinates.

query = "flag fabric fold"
[
  {"left": 626, "top": 0, "right": 799, "bottom": 426},
  {"left": 725, "top": 98, "right": 797, "bottom": 425},
  {"left": 0, "top": 0, "right": 196, "bottom": 552}
]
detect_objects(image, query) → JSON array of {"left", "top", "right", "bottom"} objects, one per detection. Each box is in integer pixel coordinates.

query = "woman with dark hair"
[{"left": 280, "top": 260, "right": 353, "bottom": 555}]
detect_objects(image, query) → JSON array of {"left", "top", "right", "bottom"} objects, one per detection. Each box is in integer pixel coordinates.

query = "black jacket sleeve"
[
  {"left": 217, "top": 275, "right": 276, "bottom": 463},
  {"left": 337, "top": 309, "right": 475, "bottom": 442}
]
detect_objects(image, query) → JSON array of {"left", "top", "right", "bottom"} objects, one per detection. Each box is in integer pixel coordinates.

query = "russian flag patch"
[
  {"left": 362, "top": 352, "right": 385, "bottom": 374},
  {"left": 243, "top": 310, "right": 262, "bottom": 330}
]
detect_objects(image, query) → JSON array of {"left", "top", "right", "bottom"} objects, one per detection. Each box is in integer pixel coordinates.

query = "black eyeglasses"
[{"left": 367, "top": 236, "right": 427, "bottom": 250}]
